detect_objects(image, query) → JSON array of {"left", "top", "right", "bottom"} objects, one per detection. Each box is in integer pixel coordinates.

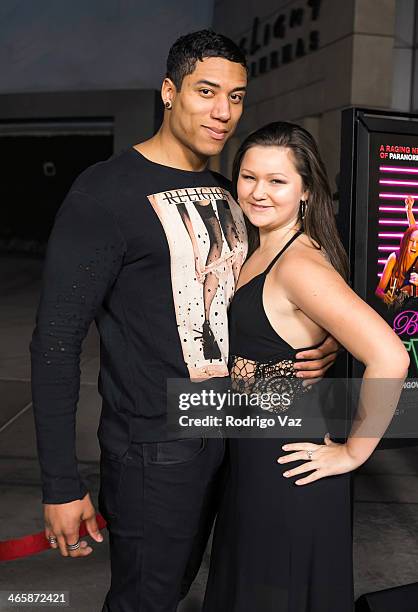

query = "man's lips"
[{"left": 203, "top": 126, "right": 228, "bottom": 140}]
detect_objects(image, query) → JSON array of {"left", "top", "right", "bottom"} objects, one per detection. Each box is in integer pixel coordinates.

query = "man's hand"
[
  {"left": 44, "top": 493, "right": 103, "bottom": 558},
  {"left": 293, "top": 335, "right": 340, "bottom": 380}
]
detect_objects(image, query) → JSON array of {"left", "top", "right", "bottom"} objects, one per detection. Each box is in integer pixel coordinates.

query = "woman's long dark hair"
[
  {"left": 391, "top": 225, "right": 418, "bottom": 287},
  {"left": 232, "top": 121, "right": 349, "bottom": 280}
]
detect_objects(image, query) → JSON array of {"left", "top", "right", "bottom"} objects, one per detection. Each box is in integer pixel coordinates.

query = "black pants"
[{"left": 99, "top": 437, "right": 226, "bottom": 612}]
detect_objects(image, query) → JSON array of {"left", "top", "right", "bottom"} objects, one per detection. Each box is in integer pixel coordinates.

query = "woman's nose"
[{"left": 252, "top": 182, "right": 267, "bottom": 200}]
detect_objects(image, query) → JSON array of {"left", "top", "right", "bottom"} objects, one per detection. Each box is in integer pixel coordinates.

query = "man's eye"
[
  {"left": 230, "top": 94, "right": 243, "bottom": 103},
  {"left": 200, "top": 89, "right": 213, "bottom": 96}
]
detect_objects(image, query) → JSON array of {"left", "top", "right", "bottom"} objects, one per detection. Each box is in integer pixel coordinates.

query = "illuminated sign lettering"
[
  {"left": 393, "top": 310, "right": 418, "bottom": 336},
  {"left": 238, "top": 0, "right": 322, "bottom": 79},
  {"left": 402, "top": 339, "right": 418, "bottom": 372}
]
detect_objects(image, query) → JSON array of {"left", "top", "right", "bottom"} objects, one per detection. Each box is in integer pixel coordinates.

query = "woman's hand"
[
  {"left": 383, "top": 291, "right": 395, "bottom": 305},
  {"left": 405, "top": 196, "right": 414, "bottom": 211},
  {"left": 276, "top": 434, "right": 362, "bottom": 485},
  {"left": 410, "top": 272, "right": 418, "bottom": 287},
  {"left": 405, "top": 196, "right": 416, "bottom": 227}
]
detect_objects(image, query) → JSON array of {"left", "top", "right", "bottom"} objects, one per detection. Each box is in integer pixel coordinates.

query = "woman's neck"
[
  {"left": 258, "top": 223, "right": 301, "bottom": 254},
  {"left": 407, "top": 253, "right": 417, "bottom": 268}
]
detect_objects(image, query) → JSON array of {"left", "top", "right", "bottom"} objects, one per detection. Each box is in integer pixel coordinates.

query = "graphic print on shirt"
[{"left": 148, "top": 186, "right": 247, "bottom": 381}]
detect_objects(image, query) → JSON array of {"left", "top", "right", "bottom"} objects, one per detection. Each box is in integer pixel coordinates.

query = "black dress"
[{"left": 203, "top": 232, "right": 354, "bottom": 612}]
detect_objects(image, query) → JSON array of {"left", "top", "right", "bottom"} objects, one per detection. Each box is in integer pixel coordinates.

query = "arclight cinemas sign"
[{"left": 238, "top": 0, "right": 322, "bottom": 79}]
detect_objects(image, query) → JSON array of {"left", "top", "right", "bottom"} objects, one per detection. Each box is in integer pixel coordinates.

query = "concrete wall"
[
  {"left": 392, "top": 0, "right": 416, "bottom": 111},
  {"left": 0, "top": 0, "right": 214, "bottom": 93},
  {"left": 213, "top": 0, "right": 398, "bottom": 195},
  {"left": 0, "top": 90, "right": 161, "bottom": 152},
  {"left": 352, "top": 0, "right": 396, "bottom": 108}
]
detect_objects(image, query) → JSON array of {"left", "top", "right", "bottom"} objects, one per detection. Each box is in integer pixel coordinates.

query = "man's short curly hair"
[{"left": 166, "top": 30, "right": 247, "bottom": 90}]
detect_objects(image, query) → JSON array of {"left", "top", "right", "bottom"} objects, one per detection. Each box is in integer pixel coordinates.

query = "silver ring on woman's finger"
[
  {"left": 48, "top": 536, "right": 57, "bottom": 545},
  {"left": 306, "top": 449, "right": 315, "bottom": 461},
  {"left": 66, "top": 540, "right": 80, "bottom": 551}
]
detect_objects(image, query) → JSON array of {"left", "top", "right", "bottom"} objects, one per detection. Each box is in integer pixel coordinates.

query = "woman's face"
[
  {"left": 407, "top": 230, "right": 418, "bottom": 257},
  {"left": 237, "top": 145, "right": 309, "bottom": 231}
]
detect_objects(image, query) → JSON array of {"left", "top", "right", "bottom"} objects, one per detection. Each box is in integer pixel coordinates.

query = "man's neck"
[{"left": 134, "top": 126, "right": 208, "bottom": 172}]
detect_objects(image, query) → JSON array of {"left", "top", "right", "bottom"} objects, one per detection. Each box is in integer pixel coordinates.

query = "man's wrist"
[{"left": 42, "top": 477, "right": 88, "bottom": 505}]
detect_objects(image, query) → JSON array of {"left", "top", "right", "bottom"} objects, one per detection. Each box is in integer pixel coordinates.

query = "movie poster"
[{"left": 368, "top": 133, "right": 418, "bottom": 379}]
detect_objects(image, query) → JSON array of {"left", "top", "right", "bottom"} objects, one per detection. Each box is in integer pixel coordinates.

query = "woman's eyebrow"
[{"left": 240, "top": 169, "right": 288, "bottom": 177}]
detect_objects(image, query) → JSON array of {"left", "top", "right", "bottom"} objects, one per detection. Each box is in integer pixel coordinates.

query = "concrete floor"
[{"left": 1, "top": 256, "right": 418, "bottom": 611}]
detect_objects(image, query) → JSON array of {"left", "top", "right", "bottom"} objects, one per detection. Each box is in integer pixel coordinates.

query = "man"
[{"left": 31, "top": 30, "right": 338, "bottom": 611}]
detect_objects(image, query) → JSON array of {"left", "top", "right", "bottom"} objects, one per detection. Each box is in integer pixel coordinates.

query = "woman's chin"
[
  {"left": 243, "top": 206, "right": 279, "bottom": 229},
  {"left": 246, "top": 215, "right": 272, "bottom": 229}
]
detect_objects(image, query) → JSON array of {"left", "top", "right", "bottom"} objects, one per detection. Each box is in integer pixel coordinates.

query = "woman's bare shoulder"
[{"left": 279, "top": 233, "right": 335, "bottom": 273}]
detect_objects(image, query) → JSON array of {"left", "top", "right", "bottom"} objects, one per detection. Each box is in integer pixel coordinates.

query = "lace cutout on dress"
[{"left": 230, "top": 354, "right": 308, "bottom": 414}]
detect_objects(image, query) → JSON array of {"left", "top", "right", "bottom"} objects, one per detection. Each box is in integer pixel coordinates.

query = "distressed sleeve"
[{"left": 30, "top": 190, "right": 126, "bottom": 503}]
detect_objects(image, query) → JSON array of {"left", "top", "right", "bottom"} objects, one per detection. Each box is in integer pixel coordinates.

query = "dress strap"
[{"left": 264, "top": 230, "right": 303, "bottom": 275}]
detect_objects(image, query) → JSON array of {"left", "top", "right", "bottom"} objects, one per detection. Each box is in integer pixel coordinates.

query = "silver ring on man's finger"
[
  {"left": 66, "top": 540, "right": 80, "bottom": 551},
  {"left": 48, "top": 536, "right": 57, "bottom": 545},
  {"left": 306, "top": 449, "right": 315, "bottom": 461}
]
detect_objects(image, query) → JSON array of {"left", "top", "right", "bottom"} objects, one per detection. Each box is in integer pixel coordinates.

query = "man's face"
[{"left": 165, "top": 57, "right": 247, "bottom": 158}]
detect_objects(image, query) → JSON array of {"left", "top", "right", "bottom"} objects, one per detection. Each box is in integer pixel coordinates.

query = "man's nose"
[{"left": 210, "top": 96, "right": 231, "bottom": 122}]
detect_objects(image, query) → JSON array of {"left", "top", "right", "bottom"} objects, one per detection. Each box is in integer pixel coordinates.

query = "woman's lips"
[{"left": 249, "top": 203, "right": 272, "bottom": 212}]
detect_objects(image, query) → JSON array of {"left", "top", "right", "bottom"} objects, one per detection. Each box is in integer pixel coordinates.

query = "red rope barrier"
[{"left": 0, "top": 514, "right": 107, "bottom": 561}]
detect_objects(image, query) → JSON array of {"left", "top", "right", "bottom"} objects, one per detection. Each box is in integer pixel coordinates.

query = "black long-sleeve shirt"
[{"left": 30, "top": 148, "right": 247, "bottom": 503}]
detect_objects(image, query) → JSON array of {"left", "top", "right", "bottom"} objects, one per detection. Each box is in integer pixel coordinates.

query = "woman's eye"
[
  {"left": 241, "top": 174, "right": 255, "bottom": 180},
  {"left": 270, "top": 179, "right": 283, "bottom": 184}
]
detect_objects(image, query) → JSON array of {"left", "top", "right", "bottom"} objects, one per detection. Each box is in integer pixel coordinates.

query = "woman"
[
  {"left": 174, "top": 197, "right": 245, "bottom": 360},
  {"left": 203, "top": 122, "right": 409, "bottom": 611},
  {"left": 375, "top": 197, "right": 418, "bottom": 308}
]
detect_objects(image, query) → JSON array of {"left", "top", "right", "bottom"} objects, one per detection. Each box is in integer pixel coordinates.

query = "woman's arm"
[
  {"left": 406, "top": 196, "right": 416, "bottom": 227},
  {"left": 375, "top": 252, "right": 396, "bottom": 304},
  {"left": 276, "top": 254, "right": 409, "bottom": 484}
]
